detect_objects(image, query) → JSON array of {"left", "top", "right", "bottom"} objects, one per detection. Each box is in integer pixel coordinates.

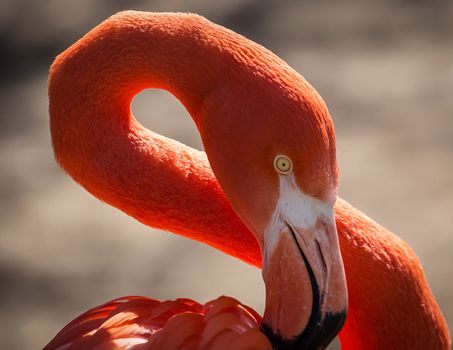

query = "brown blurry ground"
[{"left": 1, "top": 1, "right": 452, "bottom": 349}]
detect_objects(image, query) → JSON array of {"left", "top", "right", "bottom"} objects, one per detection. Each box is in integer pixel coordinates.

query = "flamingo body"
[
  {"left": 44, "top": 296, "right": 271, "bottom": 350},
  {"left": 46, "top": 11, "right": 450, "bottom": 350}
]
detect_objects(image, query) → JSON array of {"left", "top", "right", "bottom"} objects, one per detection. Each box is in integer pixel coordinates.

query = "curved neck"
[
  {"left": 49, "top": 11, "right": 450, "bottom": 349},
  {"left": 49, "top": 11, "right": 261, "bottom": 265},
  {"left": 334, "top": 199, "right": 450, "bottom": 349}
]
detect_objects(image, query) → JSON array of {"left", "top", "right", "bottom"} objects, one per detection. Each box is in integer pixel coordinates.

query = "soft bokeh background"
[{"left": 1, "top": 1, "right": 452, "bottom": 349}]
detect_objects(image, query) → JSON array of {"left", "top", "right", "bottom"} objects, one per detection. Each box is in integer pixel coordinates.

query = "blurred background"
[{"left": 1, "top": 0, "right": 452, "bottom": 349}]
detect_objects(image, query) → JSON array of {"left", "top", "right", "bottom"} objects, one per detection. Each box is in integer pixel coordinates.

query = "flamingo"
[{"left": 45, "top": 11, "right": 450, "bottom": 350}]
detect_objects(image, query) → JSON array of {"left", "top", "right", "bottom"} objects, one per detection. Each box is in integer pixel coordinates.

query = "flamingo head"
[{"left": 197, "top": 63, "right": 348, "bottom": 349}]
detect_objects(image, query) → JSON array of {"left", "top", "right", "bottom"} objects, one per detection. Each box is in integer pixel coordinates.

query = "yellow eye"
[{"left": 274, "top": 155, "right": 293, "bottom": 174}]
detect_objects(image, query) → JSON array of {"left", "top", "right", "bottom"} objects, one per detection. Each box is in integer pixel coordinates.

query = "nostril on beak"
[{"left": 315, "top": 239, "right": 327, "bottom": 278}]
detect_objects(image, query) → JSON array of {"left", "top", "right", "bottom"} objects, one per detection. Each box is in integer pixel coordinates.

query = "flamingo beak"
[{"left": 260, "top": 175, "right": 348, "bottom": 350}]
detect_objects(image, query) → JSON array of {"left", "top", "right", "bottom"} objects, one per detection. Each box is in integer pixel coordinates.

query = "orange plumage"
[
  {"left": 46, "top": 11, "right": 450, "bottom": 349},
  {"left": 44, "top": 296, "right": 271, "bottom": 350}
]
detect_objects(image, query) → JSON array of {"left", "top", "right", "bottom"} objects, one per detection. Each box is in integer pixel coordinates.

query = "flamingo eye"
[{"left": 274, "top": 155, "right": 293, "bottom": 174}]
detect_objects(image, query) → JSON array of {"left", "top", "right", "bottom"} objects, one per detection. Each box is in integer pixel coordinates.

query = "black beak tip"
[{"left": 261, "top": 310, "right": 347, "bottom": 350}]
